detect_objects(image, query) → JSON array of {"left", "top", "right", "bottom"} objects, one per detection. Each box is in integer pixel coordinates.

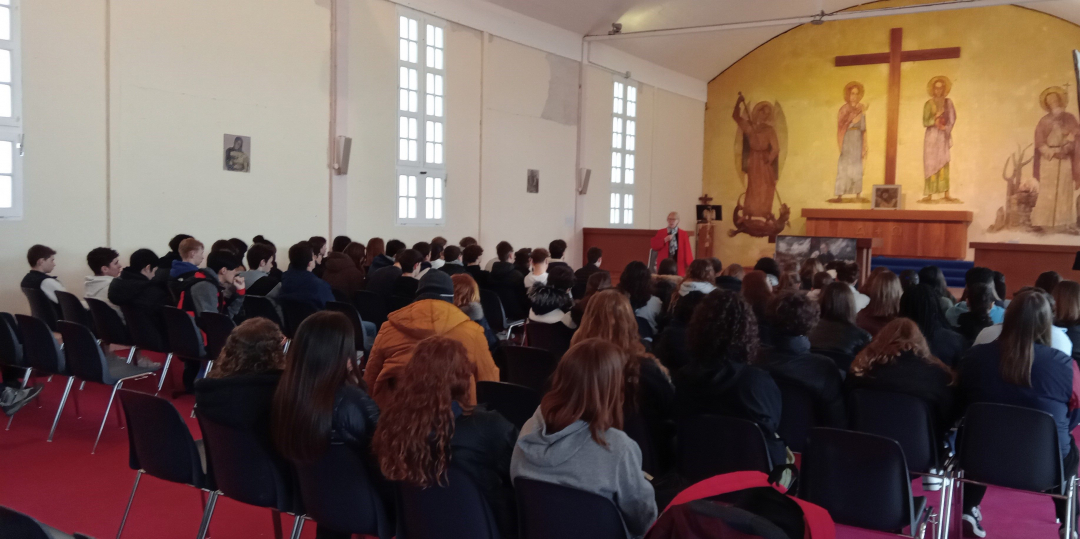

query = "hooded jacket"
[
  {"left": 277, "top": 269, "right": 335, "bottom": 310},
  {"left": 320, "top": 252, "right": 365, "bottom": 296},
  {"left": 678, "top": 280, "right": 716, "bottom": 297},
  {"left": 84, "top": 275, "right": 117, "bottom": 312},
  {"left": 488, "top": 261, "right": 529, "bottom": 321},
  {"left": 511, "top": 408, "right": 658, "bottom": 539},
  {"left": 109, "top": 267, "right": 173, "bottom": 310},
  {"left": 363, "top": 299, "right": 499, "bottom": 409},
  {"left": 169, "top": 261, "right": 245, "bottom": 319}
]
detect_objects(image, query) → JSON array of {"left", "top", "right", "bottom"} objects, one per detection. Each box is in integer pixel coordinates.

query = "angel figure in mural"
[
  {"left": 921, "top": 76, "right": 959, "bottom": 203},
  {"left": 729, "top": 92, "right": 790, "bottom": 238},
  {"left": 830, "top": 81, "right": 870, "bottom": 203},
  {"left": 1030, "top": 86, "right": 1080, "bottom": 232}
]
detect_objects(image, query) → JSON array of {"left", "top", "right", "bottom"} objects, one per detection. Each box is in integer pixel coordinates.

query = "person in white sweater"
[
  {"left": 84, "top": 247, "right": 123, "bottom": 313},
  {"left": 523, "top": 248, "right": 550, "bottom": 289}
]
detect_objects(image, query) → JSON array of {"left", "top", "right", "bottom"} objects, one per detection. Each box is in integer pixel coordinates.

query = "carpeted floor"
[{"left": 0, "top": 361, "right": 1066, "bottom": 538}]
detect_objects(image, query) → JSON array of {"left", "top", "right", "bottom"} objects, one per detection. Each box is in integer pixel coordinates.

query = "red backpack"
[{"left": 646, "top": 471, "right": 835, "bottom": 539}]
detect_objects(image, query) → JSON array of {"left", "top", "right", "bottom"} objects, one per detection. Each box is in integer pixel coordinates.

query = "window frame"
[
  {"left": 0, "top": 0, "right": 22, "bottom": 220},
  {"left": 609, "top": 77, "right": 637, "bottom": 227}
]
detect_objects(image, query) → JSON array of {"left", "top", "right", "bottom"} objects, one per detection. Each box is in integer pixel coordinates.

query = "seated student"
[
  {"left": 674, "top": 290, "right": 789, "bottom": 468},
  {"left": 806, "top": 271, "right": 834, "bottom": 302},
  {"left": 899, "top": 269, "right": 920, "bottom": 294},
  {"left": 653, "top": 259, "right": 681, "bottom": 314},
  {"left": 972, "top": 286, "right": 1074, "bottom": 357},
  {"left": 1053, "top": 280, "right": 1080, "bottom": 363},
  {"left": 308, "top": 236, "right": 329, "bottom": 278},
  {"left": 252, "top": 236, "right": 283, "bottom": 280},
  {"left": 429, "top": 238, "right": 447, "bottom": 271},
  {"left": 528, "top": 265, "right": 575, "bottom": 330},
  {"left": 365, "top": 237, "right": 386, "bottom": 273},
  {"left": 320, "top": 241, "right": 364, "bottom": 296},
  {"left": 993, "top": 271, "right": 1010, "bottom": 308},
  {"left": 512, "top": 247, "right": 532, "bottom": 278},
  {"left": 546, "top": 240, "right": 570, "bottom": 272},
  {"left": 366, "top": 250, "right": 405, "bottom": 299},
  {"left": 109, "top": 249, "right": 172, "bottom": 312},
  {"left": 956, "top": 282, "right": 996, "bottom": 345},
  {"left": 1036, "top": 270, "right": 1063, "bottom": 295},
  {"left": 619, "top": 261, "right": 664, "bottom": 337},
  {"left": 412, "top": 241, "right": 432, "bottom": 277},
  {"left": 484, "top": 241, "right": 513, "bottom": 272},
  {"left": 489, "top": 249, "right": 530, "bottom": 322},
  {"left": 271, "top": 312, "right": 385, "bottom": 539},
  {"left": 511, "top": 339, "right": 658, "bottom": 538},
  {"left": 957, "top": 289, "right": 1080, "bottom": 538},
  {"left": 945, "top": 267, "right": 1005, "bottom": 327},
  {"left": 759, "top": 291, "right": 846, "bottom": 428},
  {"left": 331, "top": 235, "right": 352, "bottom": 253},
  {"left": 836, "top": 262, "right": 870, "bottom": 312},
  {"left": 776, "top": 271, "right": 802, "bottom": 294},
  {"left": 716, "top": 263, "right": 744, "bottom": 292},
  {"left": 277, "top": 241, "right": 336, "bottom": 310},
  {"left": 84, "top": 247, "right": 123, "bottom": 312},
  {"left": 653, "top": 290, "right": 706, "bottom": 375},
  {"left": 374, "top": 336, "right": 518, "bottom": 539},
  {"left": 440, "top": 245, "right": 468, "bottom": 276},
  {"left": 21, "top": 244, "right": 68, "bottom": 305},
  {"left": 453, "top": 274, "right": 498, "bottom": 351},
  {"left": 229, "top": 238, "right": 248, "bottom": 259},
  {"left": 572, "top": 247, "right": 603, "bottom": 300},
  {"left": 170, "top": 239, "right": 246, "bottom": 320},
  {"left": 523, "top": 248, "right": 549, "bottom": 289},
  {"left": 808, "top": 282, "right": 872, "bottom": 370},
  {"left": 570, "top": 270, "right": 612, "bottom": 327},
  {"left": 799, "top": 258, "right": 824, "bottom": 291},
  {"left": 919, "top": 265, "right": 957, "bottom": 315},
  {"left": 753, "top": 257, "right": 782, "bottom": 288},
  {"left": 238, "top": 242, "right": 281, "bottom": 297},
  {"left": 856, "top": 271, "right": 902, "bottom": 336},
  {"left": 157, "top": 234, "right": 193, "bottom": 274},
  {"left": 370, "top": 239, "right": 403, "bottom": 274},
  {"left": 460, "top": 236, "right": 478, "bottom": 248},
  {"left": 391, "top": 249, "right": 424, "bottom": 302},
  {"left": 742, "top": 270, "right": 775, "bottom": 346},
  {"left": 462, "top": 244, "right": 489, "bottom": 288},
  {"left": 900, "top": 284, "right": 967, "bottom": 367},
  {"left": 364, "top": 271, "right": 499, "bottom": 410},
  {"left": 211, "top": 239, "right": 240, "bottom": 257},
  {"left": 678, "top": 259, "right": 717, "bottom": 298}
]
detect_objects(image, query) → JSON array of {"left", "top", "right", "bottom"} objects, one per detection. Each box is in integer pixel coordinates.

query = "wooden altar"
[{"left": 802, "top": 209, "right": 973, "bottom": 260}]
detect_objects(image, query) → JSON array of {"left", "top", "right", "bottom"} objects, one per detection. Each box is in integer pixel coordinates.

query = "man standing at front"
[{"left": 650, "top": 212, "right": 694, "bottom": 276}]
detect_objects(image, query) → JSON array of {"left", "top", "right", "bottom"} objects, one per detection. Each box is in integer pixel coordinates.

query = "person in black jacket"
[
  {"left": 900, "top": 284, "right": 967, "bottom": 367},
  {"left": 462, "top": 244, "right": 489, "bottom": 288},
  {"left": 674, "top": 290, "right": 789, "bottom": 468},
  {"left": 572, "top": 247, "right": 603, "bottom": 300},
  {"left": 373, "top": 336, "right": 518, "bottom": 539},
  {"left": 272, "top": 311, "right": 384, "bottom": 539},
  {"left": 1053, "top": 280, "right": 1080, "bottom": 363},
  {"left": 759, "top": 291, "right": 846, "bottom": 428},
  {"left": 956, "top": 282, "right": 996, "bottom": 345},
  {"left": 108, "top": 249, "right": 172, "bottom": 310},
  {"left": 809, "top": 282, "right": 872, "bottom": 371},
  {"left": 653, "top": 290, "right": 705, "bottom": 376},
  {"left": 489, "top": 249, "right": 530, "bottom": 322}
]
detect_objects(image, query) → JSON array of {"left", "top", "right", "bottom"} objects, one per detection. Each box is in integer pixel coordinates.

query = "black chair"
[
  {"left": 57, "top": 321, "right": 156, "bottom": 453},
  {"left": 397, "top": 466, "right": 501, "bottom": 539},
  {"left": 161, "top": 306, "right": 209, "bottom": 393},
  {"left": 278, "top": 299, "right": 319, "bottom": 339},
  {"left": 195, "top": 411, "right": 304, "bottom": 539},
  {"left": 325, "top": 301, "right": 368, "bottom": 355},
  {"left": 502, "top": 345, "right": 559, "bottom": 394},
  {"left": 14, "top": 314, "right": 71, "bottom": 439},
  {"left": 331, "top": 288, "right": 350, "bottom": 303},
  {"left": 812, "top": 348, "right": 855, "bottom": 375},
  {"left": 800, "top": 427, "right": 933, "bottom": 538},
  {"left": 479, "top": 289, "right": 510, "bottom": 335},
  {"left": 0, "top": 505, "right": 91, "bottom": 539},
  {"left": 774, "top": 377, "right": 820, "bottom": 453},
  {"left": 947, "top": 403, "right": 1077, "bottom": 538},
  {"left": 241, "top": 295, "right": 284, "bottom": 328},
  {"left": 849, "top": 389, "right": 939, "bottom": 476},
  {"left": 388, "top": 295, "right": 413, "bottom": 313},
  {"left": 0, "top": 313, "right": 31, "bottom": 429},
  {"left": 677, "top": 415, "right": 773, "bottom": 482},
  {"left": 54, "top": 291, "right": 93, "bottom": 329},
  {"left": 292, "top": 443, "right": 392, "bottom": 538},
  {"left": 116, "top": 390, "right": 214, "bottom": 538},
  {"left": 121, "top": 304, "right": 171, "bottom": 372},
  {"left": 198, "top": 312, "right": 236, "bottom": 366},
  {"left": 476, "top": 381, "right": 540, "bottom": 430},
  {"left": 86, "top": 298, "right": 136, "bottom": 362},
  {"left": 354, "top": 291, "right": 388, "bottom": 330},
  {"left": 524, "top": 322, "right": 573, "bottom": 358},
  {"left": 516, "top": 478, "right": 625, "bottom": 539},
  {"left": 21, "top": 286, "right": 59, "bottom": 331}
]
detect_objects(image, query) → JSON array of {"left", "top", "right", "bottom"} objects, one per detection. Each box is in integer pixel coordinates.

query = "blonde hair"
[
  {"left": 864, "top": 271, "right": 902, "bottom": 318},
  {"left": 451, "top": 274, "right": 480, "bottom": 308},
  {"left": 179, "top": 238, "right": 204, "bottom": 259}
]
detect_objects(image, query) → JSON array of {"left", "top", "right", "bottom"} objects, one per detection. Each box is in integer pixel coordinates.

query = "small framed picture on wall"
[
  {"left": 224, "top": 134, "right": 251, "bottom": 173},
  {"left": 872, "top": 184, "right": 901, "bottom": 209}
]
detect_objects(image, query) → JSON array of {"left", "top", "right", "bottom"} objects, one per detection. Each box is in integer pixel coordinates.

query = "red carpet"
[{"left": 0, "top": 361, "right": 1066, "bottom": 538}]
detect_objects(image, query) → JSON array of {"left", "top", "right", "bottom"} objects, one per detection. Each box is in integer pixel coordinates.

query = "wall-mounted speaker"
[
  {"left": 334, "top": 136, "right": 352, "bottom": 174},
  {"left": 578, "top": 168, "right": 591, "bottom": 195}
]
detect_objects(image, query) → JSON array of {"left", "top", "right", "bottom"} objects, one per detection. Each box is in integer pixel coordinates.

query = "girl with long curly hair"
[
  {"left": 372, "top": 336, "right": 517, "bottom": 538},
  {"left": 618, "top": 261, "right": 663, "bottom": 336},
  {"left": 571, "top": 289, "right": 676, "bottom": 474}
]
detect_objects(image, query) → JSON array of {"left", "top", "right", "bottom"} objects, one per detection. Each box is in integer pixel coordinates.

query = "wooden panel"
[
  {"left": 899, "top": 47, "right": 961, "bottom": 62},
  {"left": 582, "top": 228, "right": 694, "bottom": 285},
  {"left": 971, "top": 243, "right": 1080, "bottom": 297},
  {"left": 801, "top": 209, "right": 972, "bottom": 259},
  {"left": 835, "top": 52, "right": 891, "bottom": 66},
  {"left": 801, "top": 209, "right": 974, "bottom": 222}
]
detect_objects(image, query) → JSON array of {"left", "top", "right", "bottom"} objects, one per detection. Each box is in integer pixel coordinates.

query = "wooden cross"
[
  {"left": 698, "top": 194, "right": 713, "bottom": 205},
  {"left": 835, "top": 28, "right": 960, "bottom": 185}
]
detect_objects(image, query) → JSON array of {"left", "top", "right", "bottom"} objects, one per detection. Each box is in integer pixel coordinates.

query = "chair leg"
[
  {"left": 205, "top": 359, "right": 215, "bottom": 378},
  {"left": 47, "top": 376, "right": 75, "bottom": 442},
  {"left": 126, "top": 346, "right": 137, "bottom": 365},
  {"left": 156, "top": 353, "right": 173, "bottom": 393},
  {"left": 289, "top": 516, "right": 305, "bottom": 539},
  {"left": 272, "top": 510, "right": 284, "bottom": 539},
  {"left": 936, "top": 473, "right": 953, "bottom": 539},
  {"left": 115, "top": 470, "right": 142, "bottom": 539},
  {"left": 195, "top": 491, "right": 219, "bottom": 539},
  {"left": 4, "top": 367, "right": 33, "bottom": 430},
  {"left": 72, "top": 384, "right": 82, "bottom": 418},
  {"left": 92, "top": 381, "right": 122, "bottom": 454},
  {"left": 79, "top": 380, "right": 86, "bottom": 391},
  {"left": 1066, "top": 475, "right": 1077, "bottom": 539}
]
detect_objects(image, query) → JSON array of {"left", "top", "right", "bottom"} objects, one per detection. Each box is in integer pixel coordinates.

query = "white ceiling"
[{"left": 478, "top": 0, "right": 1080, "bottom": 81}]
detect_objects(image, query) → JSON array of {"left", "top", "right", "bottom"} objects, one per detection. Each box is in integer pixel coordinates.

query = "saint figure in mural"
[
  {"left": 729, "top": 93, "right": 789, "bottom": 238},
  {"left": 1030, "top": 86, "right": 1080, "bottom": 231},
  {"left": 831, "top": 81, "right": 869, "bottom": 203},
  {"left": 921, "top": 76, "right": 958, "bottom": 202}
]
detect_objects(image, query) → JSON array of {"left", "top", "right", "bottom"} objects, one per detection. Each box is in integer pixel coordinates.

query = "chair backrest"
[
  {"left": 516, "top": 477, "right": 625, "bottom": 539},
  {"left": 196, "top": 410, "right": 299, "bottom": 513},
  {"left": 800, "top": 427, "right": 916, "bottom": 533},
  {"left": 849, "top": 389, "right": 938, "bottom": 474},
  {"left": 811, "top": 348, "right": 855, "bottom": 375},
  {"left": 55, "top": 291, "right": 93, "bottom": 329},
  {"left": 0, "top": 505, "right": 58, "bottom": 539},
  {"left": 325, "top": 301, "right": 366, "bottom": 352},
  {"left": 475, "top": 381, "right": 541, "bottom": 430},
  {"left": 388, "top": 295, "right": 413, "bottom": 314},
  {"left": 353, "top": 291, "right": 388, "bottom": 330},
  {"left": 524, "top": 322, "right": 574, "bottom": 359},
  {"left": 676, "top": 415, "right": 773, "bottom": 482},
  {"left": 503, "top": 345, "right": 559, "bottom": 394},
  {"left": 14, "top": 314, "right": 65, "bottom": 374},
  {"left": 479, "top": 289, "right": 508, "bottom": 333},
  {"left": 198, "top": 312, "right": 236, "bottom": 362},
  {"left": 0, "top": 312, "right": 24, "bottom": 367},
  {"left": 241, "top": 295, "right": 283, "bottom": 328},
  {"left": 118, "top": 389, "right": 208, "bottom": 489},
  {"left": 397, "top": 467, "right": 502, "bottom": 539},
  {"left": 85, "top": 298, "right": 133, "bottom": 347},
  {"left": 294, "top": 443, "right": 388, "bottom": 536},
  {"left": 120, "top": 305, "right": 170, "bottom": 353},
  {"left": 21, "top": 287, "right": 59, "bottom": 331},
  {"left": 957, "top": 402, "right": 1064, "bottom": 493},
  {"left": 161, "top": 306, "right": 206, "bottom": 360},
  {"left": 278, "top": 298, "right": 319, "bottom": 339},
  {"left": 57, "top": 321, "right": 109, "bottom": 384},
  {"left": 773, "top": 377, "right": 820, "bottom": 453}
]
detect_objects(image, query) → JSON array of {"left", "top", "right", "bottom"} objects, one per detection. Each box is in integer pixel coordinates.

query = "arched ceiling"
[{"left": 477, "top": 0, "right": 1080, "bottom": 81}]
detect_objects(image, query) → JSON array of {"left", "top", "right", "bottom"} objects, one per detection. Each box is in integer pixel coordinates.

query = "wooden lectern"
[
  {"left": 802, "top": 209, "right": 973, "bottom": 260},
  {"left": 971, "top": 242, "right": 1080, "bottom": 297},
  {"left": 583, "top": 227, "right": 693, "bottom": 284}
]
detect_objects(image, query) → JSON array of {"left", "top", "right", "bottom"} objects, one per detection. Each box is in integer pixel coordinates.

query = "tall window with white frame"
[
  {"left": 396, "top": 10, "right": 446, "bottom": 225},
  {"left": 0, "top": 0, "right": 21, "bottom": 220},
  {"left": 609, "top": 79, "right": 636, "bottom": 226}
]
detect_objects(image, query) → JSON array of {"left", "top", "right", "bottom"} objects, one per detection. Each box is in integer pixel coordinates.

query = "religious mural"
[
  {"left": 920, "top": 76, "right": 960, "bottom": 203},
  {"left": 831, "top": 81, "right": 870, "bottom": 203},
  {"left": 729, "top": 92, "right": 791, "bottom": 238}
]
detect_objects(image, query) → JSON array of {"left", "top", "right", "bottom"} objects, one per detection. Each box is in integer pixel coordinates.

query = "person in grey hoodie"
[
  {"left": 511, "top": 338, "right": 657, "bottom": 539},
  {"left": 85, "top": 247, "right": 123, "bottom": 313}
]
